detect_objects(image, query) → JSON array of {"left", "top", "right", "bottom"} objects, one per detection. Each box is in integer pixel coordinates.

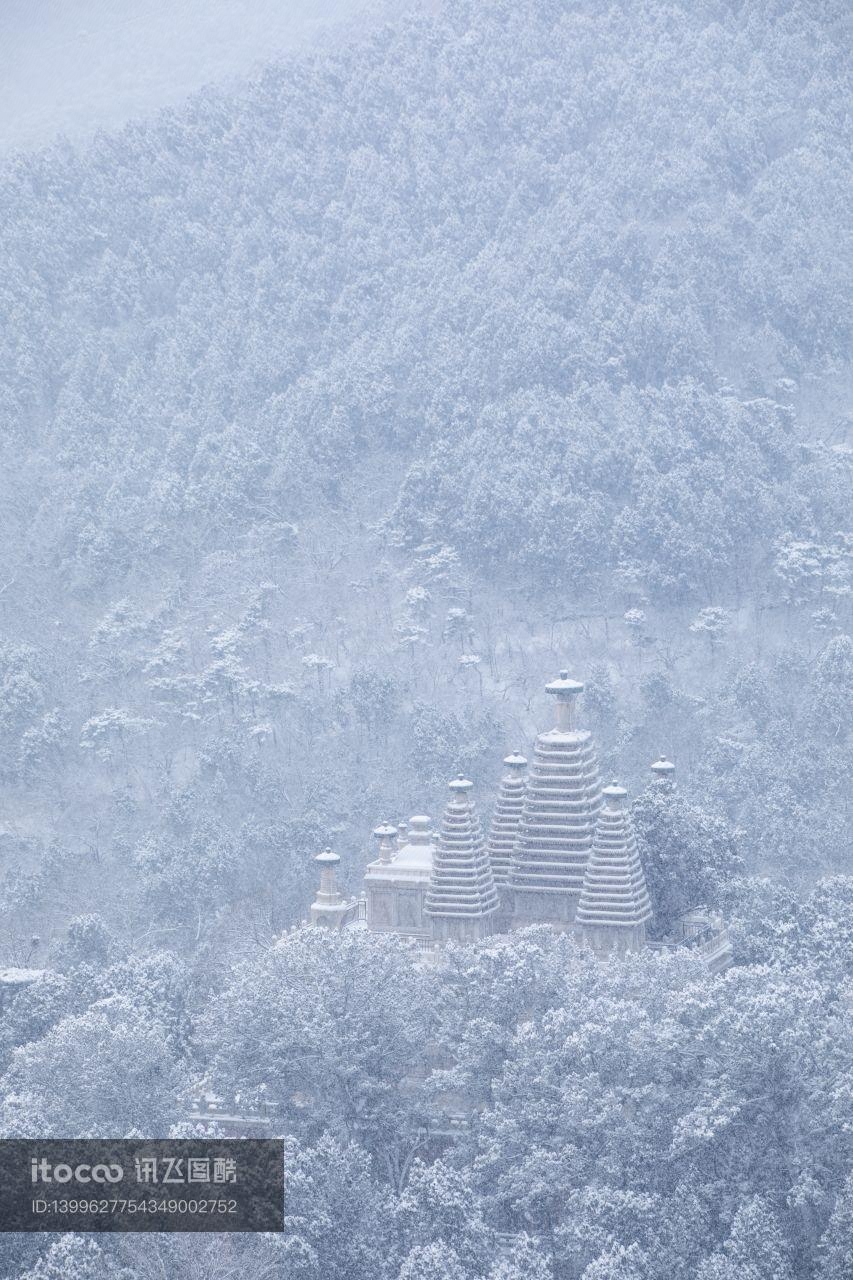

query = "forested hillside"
[
  {"left": 0, "top": 0, "right": 850, "bottom": 962},
  {"left": 1, "top": 1, "right": 852, "bottom": 1277}
]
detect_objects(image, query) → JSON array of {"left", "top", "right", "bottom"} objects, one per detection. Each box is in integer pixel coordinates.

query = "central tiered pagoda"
[{"left": 508, "top": 671, "right": 602, "bottom": 930}]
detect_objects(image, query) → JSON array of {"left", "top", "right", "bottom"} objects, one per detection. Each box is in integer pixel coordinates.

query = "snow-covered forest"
[{"left": 0, "top": 0, "right": 851, "bottom": 1276}]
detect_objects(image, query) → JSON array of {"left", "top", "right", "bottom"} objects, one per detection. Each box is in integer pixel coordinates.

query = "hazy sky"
[{"left": 0, "top": 0, "right": 379, "bottom": 150}]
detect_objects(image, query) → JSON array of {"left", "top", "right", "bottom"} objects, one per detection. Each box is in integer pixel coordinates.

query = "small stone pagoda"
[
  {"left": 308, "top": 848, "right": 362, "bottom": 930},
  {"left": 308, "top": 669, "right": 731, "bottom": 970}
]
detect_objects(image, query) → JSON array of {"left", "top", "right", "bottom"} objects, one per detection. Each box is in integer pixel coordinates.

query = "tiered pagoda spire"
[
  {"left": 425, "top": 776, "right": 500, "bottom": 942},
  {"left": 576, "top": 783, "right": 652, "bottom": 953},
  {"left": 509, "top": 671, "right": 602, "bottom": 928},
  {"left": 486, "top": 751, "right": 527, "bottom": 889}
]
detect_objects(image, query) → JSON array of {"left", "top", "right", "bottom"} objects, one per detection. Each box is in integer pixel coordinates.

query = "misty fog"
[{"left": 0, "top": 0, "right": 389, "bottom": 149}]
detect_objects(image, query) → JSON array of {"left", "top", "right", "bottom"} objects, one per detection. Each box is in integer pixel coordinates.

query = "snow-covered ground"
[{"left": 0, "top": 0, "right": 376, "bottom": 150}]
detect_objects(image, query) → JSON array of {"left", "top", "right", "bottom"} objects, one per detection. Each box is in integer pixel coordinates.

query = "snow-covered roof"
[
  {"left": 545, "top": 670, "right": 584, "bottom": 697},
  {"left": 394, "top": 840, "right": 434, "bottom": 871}
]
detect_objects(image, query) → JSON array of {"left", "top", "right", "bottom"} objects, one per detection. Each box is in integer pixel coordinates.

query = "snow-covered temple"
[{"left": 309, "top": 670, "right": 731, "bottom": 972}]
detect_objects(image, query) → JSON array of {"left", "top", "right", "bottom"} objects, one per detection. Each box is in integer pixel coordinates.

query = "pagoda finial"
[
  {"left": 603, "top": 780, "right": 628, "bottom": 808},
  {"left": 407, "top": 814, "right": 433, "bottom": 843},
  {"left": 373, "top": 820, "right": 397, "bottom": 864},
  {"left": 545, "top": 669, "right": 584, "bottom": 731},
  {"left": 650, "top": 755, "right": 675, "bottom": 783},
  {"left": 503, "top": 749, "right": 528, "bottom": 775}
]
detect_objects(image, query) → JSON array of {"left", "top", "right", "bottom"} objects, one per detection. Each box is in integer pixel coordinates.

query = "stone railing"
[
  {"left": 186, "top": 1091, "right": 278, "bottom": 1135},
  {"left": 646, "top": 916, "right": 732, "bottom": 973}
]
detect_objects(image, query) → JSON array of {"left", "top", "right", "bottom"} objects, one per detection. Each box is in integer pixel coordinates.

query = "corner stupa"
[
  {"left": 425, "top": 776, "right": 500, "bottom": 942},
  {"left": 576, "top": 782, "right": 652, "bottom": 954}
]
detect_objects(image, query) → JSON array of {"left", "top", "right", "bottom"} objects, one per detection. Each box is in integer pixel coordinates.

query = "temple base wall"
[
  {"left": 509, "top": 887, "right": 579, "bottom": 932},
  {"left": 429, "top": 913, "right": 499, "bottom": 944},
  {"left": 579, "top": 922, "right": 647, "bottom": 955},
  {"left": 367, "top": 884, "right": 431, "bottom": 940},
  {"left": 310, "top": 899, "right": 363, "bottom": 930}
]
